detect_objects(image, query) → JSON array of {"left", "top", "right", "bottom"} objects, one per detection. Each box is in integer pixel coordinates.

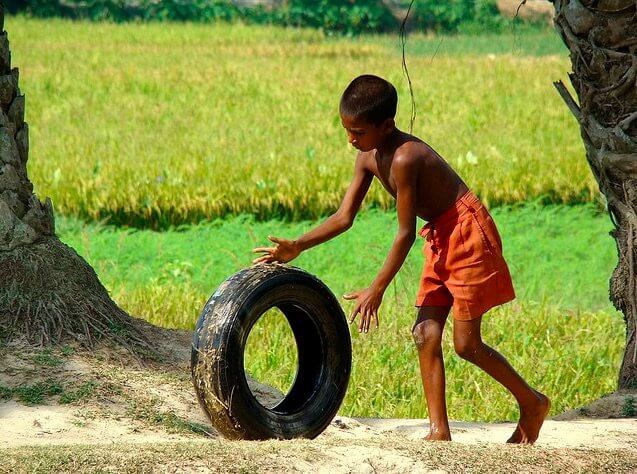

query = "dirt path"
[
  {"left": 1, "top": 406, "right": 636, "bottom": 473},
  {"left": 1, "top": 399, "right": 635, "bottom": 450},
  {"left": 1, "top": 327, "right": 636, "bottom": 472}
]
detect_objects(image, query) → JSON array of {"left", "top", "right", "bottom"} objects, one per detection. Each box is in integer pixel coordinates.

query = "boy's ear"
[{"left": 383, "top": 118, "right": 395, "bottom": 133}]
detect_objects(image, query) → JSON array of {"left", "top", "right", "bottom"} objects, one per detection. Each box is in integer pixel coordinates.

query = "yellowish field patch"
[{"left": 11, "top": 18, "right": 592, "bottom": 227}]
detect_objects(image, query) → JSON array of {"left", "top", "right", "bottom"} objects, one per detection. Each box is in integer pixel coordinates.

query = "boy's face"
[{"left": 340, "top": 114, "right": 394, "bottom": 152}]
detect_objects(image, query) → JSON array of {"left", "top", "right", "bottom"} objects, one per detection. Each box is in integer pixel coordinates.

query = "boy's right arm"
[{"left": 252, "top": 153, "right": 373, "bottom": 264}]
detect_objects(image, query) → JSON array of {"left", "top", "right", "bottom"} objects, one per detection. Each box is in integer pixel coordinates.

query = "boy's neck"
[{"left": 376, "top": 127, "right": 403, "bottom": 159}]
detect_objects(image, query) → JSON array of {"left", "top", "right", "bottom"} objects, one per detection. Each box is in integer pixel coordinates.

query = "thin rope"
[
  {"left": 400, "top": 0, "right": 417, "bottom": 133},
  {"left": 430, "top": 35, "right": 444, "bottom": 64},
  {"left": 512, "top": 0, "right": 528, "bottom": 55}
]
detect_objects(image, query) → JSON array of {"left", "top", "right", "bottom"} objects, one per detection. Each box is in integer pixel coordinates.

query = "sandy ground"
[
  {"left": 1, "top": 400, "right": 636, "bottom": 451},
  {"left": 1, "top": 325, "right": 636, "bottom": 472},
  {"left": 1, "top": 403, "right": 636, "bottom": 473}
]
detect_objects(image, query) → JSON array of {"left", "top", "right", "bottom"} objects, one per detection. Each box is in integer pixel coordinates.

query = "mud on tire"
[{"left": 191, "top": 264, "right": 352, "bottom": 440}]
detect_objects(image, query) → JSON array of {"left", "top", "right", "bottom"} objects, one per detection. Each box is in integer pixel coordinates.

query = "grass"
[
  {"left": 55, "top": 204, "right": 624, "bottom": 421},
  {"left": 33, "top": 349, "right": 64, "bottom": 367},
  {"left": 0, "top": 385, "right": 11, "bottom": 400},
  {"left": 240, "top": 297, "right": 623, "bottom": 421},
  {"left": 622, "top": 396, "right": 636, "bottom": 417},
  {"left": 10, "top": 16, "right": 592, "bottom": 228},
  {"left": 245, "top": 307, "right": 298, "bottom": 398},
  {"left": 2, "top": 379, "right": 102, "bottom": 406},
  {"left": 126, "top": 395, "right": 213, "bottom": 436},
  {"left": 59, "top": 381, "right": 97, "bottom": 405},
  {"left": 57, "top": 202, "right": 618, "bottom": 318},
  {"left": 12, "top": 381, "right": 64, "bottom": 405},
  {"left": 383, "top": 28, "right": 565, "bottom": 57}
]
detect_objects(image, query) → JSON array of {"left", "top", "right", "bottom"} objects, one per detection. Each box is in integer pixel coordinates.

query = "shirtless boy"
[{"left": 252, "top": 74, "right": 550, "bottom": 443}]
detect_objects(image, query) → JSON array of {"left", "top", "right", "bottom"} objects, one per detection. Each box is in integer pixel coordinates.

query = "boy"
[{"left": 252, "top": 75, "right": 549, "bottom": 443}]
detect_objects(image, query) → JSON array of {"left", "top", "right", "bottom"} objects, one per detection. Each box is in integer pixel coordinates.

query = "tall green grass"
[
  {"left": 57, "top": 203, "right": 618, "bottom": 315},
  {"left": 11, "top": 17, "right": 593, "bottom": 228},
  {"left": 57, "top": 204, "right": 624, "bottom": 420}
]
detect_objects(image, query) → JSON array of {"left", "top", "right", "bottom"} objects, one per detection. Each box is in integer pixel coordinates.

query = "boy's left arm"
[{"left": 345, "top": 154, "right": 418, "bottom": 333}]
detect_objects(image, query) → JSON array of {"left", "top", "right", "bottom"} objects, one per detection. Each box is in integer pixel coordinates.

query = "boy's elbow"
[
  {"left": 397, "top": 230, "right": 416, "bottom": 245},
  {"left": 334, "top": 211, "right": 354, "bottom": 230}
]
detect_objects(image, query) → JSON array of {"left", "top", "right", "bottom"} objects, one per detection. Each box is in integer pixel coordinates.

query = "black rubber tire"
[{"left": 191, "top": 263, "right": 352, "bottom": 440}]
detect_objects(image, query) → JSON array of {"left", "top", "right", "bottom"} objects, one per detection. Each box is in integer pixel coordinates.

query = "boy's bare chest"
[{"left": 369, "top": 158, "right": 397, "bottom": 198}]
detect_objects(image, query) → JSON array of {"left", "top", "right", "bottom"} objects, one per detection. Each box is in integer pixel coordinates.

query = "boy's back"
[{"left": 352, "top": 133, "right": 469, "bottom": 222}]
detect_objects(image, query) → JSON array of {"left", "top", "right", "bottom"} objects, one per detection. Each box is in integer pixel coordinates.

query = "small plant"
[
  {"left": 622, "top": 396, "right": 636, "bottom": 417},
  {"left": 127, "top": 395, "right": 212, "bottom": 436},
  {"left": 152, "top": 411, "right": 213, "bottom": 436},
  {"left": 60, "top": 345, "right": 76, "bottom": 357},
  {"left": 14, "top": 380, "right": 64, "bottom": 405},
  {"left": 60, "top": 381, "right": 98, "bottom": 404},
  {"left": 578, "top": 407, "right": 591, "bottom": 416},
  {"left": 0, "top": 385, "right": 12, "bottom": 400},
  {"left": 33, "top": 349, "right": 64, "bottom": 367},
  {"left": 70, "top": 418, "right": 87, "bottom": 428}
]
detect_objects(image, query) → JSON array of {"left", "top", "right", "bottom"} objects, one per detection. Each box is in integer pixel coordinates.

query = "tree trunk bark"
[
  {"left": 0, "top": 5, "right": 148, "bottom": 351},
  {"left": 551, "top": 0, "right": 637, "bottom": 389}
]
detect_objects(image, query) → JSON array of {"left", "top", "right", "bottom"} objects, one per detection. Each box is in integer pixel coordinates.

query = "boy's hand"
[
  {"left": 252, "top": 236, "right": 301, "bottom": 264},
  {"left": 343, "top": 286, "right": 383, "bottom": 333}
]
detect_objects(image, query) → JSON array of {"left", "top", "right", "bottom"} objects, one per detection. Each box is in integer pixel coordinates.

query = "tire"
[{"left": 191, "top": 263, "right": 352, "bottom": 440}]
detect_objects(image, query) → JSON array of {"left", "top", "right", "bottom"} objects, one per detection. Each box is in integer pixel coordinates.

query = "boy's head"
[{"left": 339, "top": 75, "right": 397, "bottom": 152}]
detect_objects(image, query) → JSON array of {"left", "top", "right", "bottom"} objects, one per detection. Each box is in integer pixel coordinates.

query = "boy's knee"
[
  {"left": 453, "top": 338, "right": 481, "bottom": 361},
  {"left": 412, "top": 321, "right": 442, "bottom": 351}
]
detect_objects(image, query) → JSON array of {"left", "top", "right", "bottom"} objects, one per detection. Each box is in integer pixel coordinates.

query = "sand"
[{"left": 1, "top": 326, "right": 635, "bottom": 472}]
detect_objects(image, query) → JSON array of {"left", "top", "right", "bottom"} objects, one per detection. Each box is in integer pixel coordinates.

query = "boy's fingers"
[
  {"left": 374, "top": 312, "right": 379, "bottom": 328},
  {"left": 343, "top": 291, "right": 360, "bottom": 300},
  {"left": 268, "top": 236, "right": 282, "bottom": 244},
  {"left": 349, "top": 305, "right": 360, "bottom": 323},
  {"left": 252, "top": 246, "right": 275, "bottom": 253},
  {"left": 253, "top": 254, "right": 274, "bottom": 263}
]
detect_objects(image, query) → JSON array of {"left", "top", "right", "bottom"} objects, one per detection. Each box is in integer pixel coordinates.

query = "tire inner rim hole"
[{"left": 243, "top": 306, "right": 300, "bottom": 409}]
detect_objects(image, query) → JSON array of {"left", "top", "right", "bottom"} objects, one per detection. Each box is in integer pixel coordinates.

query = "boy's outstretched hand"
[
  {"left": 252, "top": 236, "right": 301, "bottom": 264},
  {"left": 343, "top": 287, "right": 383, "bottom": 333}
]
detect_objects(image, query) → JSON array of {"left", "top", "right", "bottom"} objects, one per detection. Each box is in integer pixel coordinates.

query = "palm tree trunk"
[
  {"left": 0, "top": 5, "right": 148, "bottom": 351},
  {"left": 551, "top": 0, "right": 637, "bottom": 389}
]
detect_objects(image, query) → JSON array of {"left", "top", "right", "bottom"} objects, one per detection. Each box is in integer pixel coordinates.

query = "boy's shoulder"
[{"left": 392, "top": 138, "right": 437, "bottom": 165}]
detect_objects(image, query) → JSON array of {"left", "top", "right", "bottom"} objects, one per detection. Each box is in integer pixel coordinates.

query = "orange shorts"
[{"left": 415, "top": 190, "right": 515, "bottom": 320}]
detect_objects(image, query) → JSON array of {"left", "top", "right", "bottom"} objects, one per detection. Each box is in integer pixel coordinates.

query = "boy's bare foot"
[{"left": 507, "top": 390, "right": 550, "bottom": 444}]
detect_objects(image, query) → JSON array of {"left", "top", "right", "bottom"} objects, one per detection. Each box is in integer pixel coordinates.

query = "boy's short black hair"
[{"left": 339, "top": 75, "right": 398, "bottom": 125}]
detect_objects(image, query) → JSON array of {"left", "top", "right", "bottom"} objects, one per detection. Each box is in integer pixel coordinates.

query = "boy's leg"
[
  {"left": 412, "top": 305, "right": 452, "bottom": 441},
  {"left": 452, "top": 315, "right": 550, "bottom": 444}
]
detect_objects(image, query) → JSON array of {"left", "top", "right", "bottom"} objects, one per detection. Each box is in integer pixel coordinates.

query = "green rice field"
[
  {"left": 13, "top": 17, "right": 593, "bottom": 228},
  {"left": 9, "top": 16, "right": 625, "bottom": 422}
]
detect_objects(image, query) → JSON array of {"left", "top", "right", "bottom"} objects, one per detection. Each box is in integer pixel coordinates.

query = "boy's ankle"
[
  {"left": 426, "top": 421, "right": 451, "bottom": 438},
  {"left": 425, "top": 430, "right": 452, "bottom": 441}
]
